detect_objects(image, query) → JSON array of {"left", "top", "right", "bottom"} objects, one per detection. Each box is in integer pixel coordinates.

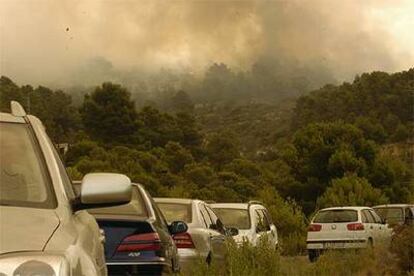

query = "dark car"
[{"left": 73, "top": 182, "right": 186, "bottom": 276}]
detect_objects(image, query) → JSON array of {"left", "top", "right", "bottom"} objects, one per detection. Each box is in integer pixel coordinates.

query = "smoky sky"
[{"left": 1, "top": 0, "right": 413, "bottom": 86}]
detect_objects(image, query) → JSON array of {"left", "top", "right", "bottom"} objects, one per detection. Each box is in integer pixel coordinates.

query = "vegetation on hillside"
[{"left": 1, "top": 68, "right": 413, "bottom": 255}]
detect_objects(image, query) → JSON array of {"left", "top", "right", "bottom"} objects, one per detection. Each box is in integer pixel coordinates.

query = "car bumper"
[
  {"left": 307, "top": 239, "right": 367, "bottom": 250},
  {"left": 177, "top": 248, "right": 208, "bottom": 274},
  {"left": 107, "top": 261, "right": 173, "bottom": 276}
]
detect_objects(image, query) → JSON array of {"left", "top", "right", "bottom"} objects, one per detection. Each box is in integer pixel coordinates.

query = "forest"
[{"left": 1, "top": 67, "right": 413, "bottom": 254}]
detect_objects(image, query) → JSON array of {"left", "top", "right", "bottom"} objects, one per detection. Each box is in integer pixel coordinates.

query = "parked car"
[
  {"left": 154, "top": 198, "right": 232, "bottom": 273},
  {"left": 307, "top": 206, "right": 392, "bottom": 262},
  {"left": 373, "top": 204, "right": 414, "bottom": 227},
  {"left": 73, "top": 182, "right": 186, "bottom": 276},
  {"left": 0, "top": 101, "right": 132, "bottom": 276},
  {"left": 211, "top": 201, "right": 278, "bottom": 249}
]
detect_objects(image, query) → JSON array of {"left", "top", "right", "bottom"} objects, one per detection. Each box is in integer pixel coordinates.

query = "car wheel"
[{"left": 308, "top": 249, "right": 320, "bottom": 262}]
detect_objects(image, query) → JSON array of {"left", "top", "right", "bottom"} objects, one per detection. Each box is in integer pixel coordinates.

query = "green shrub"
[
  {"left": 317, "top": 175, "right": 388, "bottom": 208},
  {"left": 256, "top": 186, "right": 307, "bottom": 255},
  {"left": 390, "top": 225, "right": 414, "bottom": 272}
]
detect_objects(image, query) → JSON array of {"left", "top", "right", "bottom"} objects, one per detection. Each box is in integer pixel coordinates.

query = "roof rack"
[{"left": 11, "top": 101, "right": 26, "bottom": 117}]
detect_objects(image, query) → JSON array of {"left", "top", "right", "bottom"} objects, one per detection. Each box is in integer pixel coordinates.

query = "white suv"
[
  {"left": 307, "top": 207, "right": 392, "bottom": 262},
  {"left": 211, "top": 201, "right": 278, "bottom": 249}
]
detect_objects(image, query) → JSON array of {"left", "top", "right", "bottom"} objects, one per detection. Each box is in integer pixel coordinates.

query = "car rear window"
[
  {"left": 373, "top": 207, "right": 404, "bottom": 224},
  {"left": 0, "top": 122, "right": 56, "bottom": 209},
  {"left": 88, "top": 186, "right": 148, "bottom": 217},
  {"left": 212, "top": 208, "right": 251, "bottom": 230},
  {"left": 313, "top": 209, "right": 358, "bottom": 223},
  {"left": 156, "top": 203, "right": 192, "bottom": 223}
]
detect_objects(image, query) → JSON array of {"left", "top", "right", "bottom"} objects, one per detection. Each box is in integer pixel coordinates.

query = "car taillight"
[
  {"left": 173, "top": 232, "right": 195, "bottom": 248},
  {"left": 308, "top": 224, "right": 322, "bottom": 232},
  {"left": 116, "top": 232, "right": 161, "bottom": 252},
  {"left": 347, "top": 223, "right": 364, "bottom": 231}
]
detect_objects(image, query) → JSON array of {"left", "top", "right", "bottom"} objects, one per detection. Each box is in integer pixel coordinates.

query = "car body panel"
[{"left": 0, "top": 207, "right": 60, "bottom": 254}]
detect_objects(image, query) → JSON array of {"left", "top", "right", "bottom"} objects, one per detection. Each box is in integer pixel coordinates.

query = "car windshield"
[
  {"left": 156, "top": 202, "right": 192, "bottom": 223},
  {"left": 373, "top": 207, "right": 404, "bottom": 224},
  {"left": 313, "top": 209, "right": 358, "bottom": 223},
  {"left": 0, "top": 122, "right": 55, "bottom": 208},
  {"left": 88, "top": 186, "right": 148, "bottom": 217},
  {"left": 213, "top": 208, "right": 250, "bottom": 230}
]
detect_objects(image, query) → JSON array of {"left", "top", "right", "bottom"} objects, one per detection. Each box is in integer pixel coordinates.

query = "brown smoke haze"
[{"left": 1, "top": 0, "right": 413, "bottom": 87}]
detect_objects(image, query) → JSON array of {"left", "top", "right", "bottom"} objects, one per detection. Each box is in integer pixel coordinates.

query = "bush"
[
  {"left": 256, "top": 186, "right": 307, "bottom": 255},
  {"left": 390, "top": 224, "right": 414, "bottom": 272},
  {"left": 317, "top": 175, "right": 388, "bottom": 208}
]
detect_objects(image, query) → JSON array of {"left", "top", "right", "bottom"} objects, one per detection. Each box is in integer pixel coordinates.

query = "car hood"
[{"left": 0, "top": 206, "right": 60, "bottom": 254}]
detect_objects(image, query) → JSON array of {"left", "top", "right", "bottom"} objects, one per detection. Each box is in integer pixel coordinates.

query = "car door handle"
[{"left": 370, "top": 226, "right": 373, "bottom": 229}]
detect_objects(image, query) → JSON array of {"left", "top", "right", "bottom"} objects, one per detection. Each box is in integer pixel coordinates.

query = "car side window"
[
  {"left": 361, "top": 210, "right": 370, "bottom": 223},
  {"left": 49, "top": 139, "right": 76, "bottom": 201},
  {"left": 206, "top": 206, "right": 225, "bottom": 234},
  {"left": 255, "top": 209, "right": 270, "bottom": 232},
  {"left": 405, "top": 208, "right": 413, "bottom": 219},
  {"left": 369, "top": 210, "right": 382, "bottom": 224},
  {"left": 155, "top": 205, "right": 170, "bottom": 232},
  {"left": 199, "top": 204, "right": 212, "bottom": 229},
  {"left": 146, "top": 191, "right": 169, "bottom": 232},
  {"left": 405, "top": 208, "right": 414, "bottom": 225},
  {"left": 362, "top": 210, "right": 375, "bottom": 223},
  {"left": 263, "top": 209, "right": 273, "bottom": 225}
]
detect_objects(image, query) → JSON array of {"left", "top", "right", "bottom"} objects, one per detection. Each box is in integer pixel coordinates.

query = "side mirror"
[
  {"left": 74, "top": 173, "right": 132, "bottom": 211},
  {"left": 227, "top": 227, "right": 239, "bottom": 236},
  {"left": 382, "top": 218, "right": 388, "bottom": 225},
  {"left": 169, "top": 221, "right": 188, "bottom": 235}
]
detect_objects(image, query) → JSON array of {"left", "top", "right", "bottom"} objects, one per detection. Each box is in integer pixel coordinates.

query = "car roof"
[
  {"left": 373, "top": 204, "right": 414, "bottom": 208},
  {"left": 0, "top": 112, "right": 26, "bottom": 123},
  {"left": 154, "top": 197, "right": 197, "bottom": 204},
  {"left": 319, "top": 206, "right": 371, "bottom": 211},
  {"left": 210, "top": 203, "right": 251, "bottom": 209}
]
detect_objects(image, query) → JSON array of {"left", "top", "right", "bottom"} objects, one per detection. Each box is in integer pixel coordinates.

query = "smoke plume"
[{"left": 1, "top": 0, "right": 413, "bottom": 86}]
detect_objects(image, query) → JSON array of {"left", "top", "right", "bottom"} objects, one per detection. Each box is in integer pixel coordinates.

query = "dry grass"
[{"left": 184, "top": 229, "right": 414, "bottom": 276}]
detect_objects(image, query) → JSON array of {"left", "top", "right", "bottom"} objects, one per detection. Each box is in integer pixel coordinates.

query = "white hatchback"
[{"left": 306, "top": 207, "right": 392, "bottom": 262}]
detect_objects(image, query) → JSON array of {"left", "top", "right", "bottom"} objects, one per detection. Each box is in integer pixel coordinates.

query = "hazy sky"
[{"left": 1, "top": 0, "right": 413, "bottom": 86}]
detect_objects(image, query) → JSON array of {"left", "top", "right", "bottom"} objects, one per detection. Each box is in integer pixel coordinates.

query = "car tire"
[{"left": 308, "top": 249, "right": 320, "bottom": 262}]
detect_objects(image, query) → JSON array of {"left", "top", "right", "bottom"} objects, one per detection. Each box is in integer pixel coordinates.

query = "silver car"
[
  {"left": 154, "top": 198, "right": 231, "bottom": 273},
  {"left": 373, "top": 204, "right": 414, "bottom": 227},
  {"left": 0, "top": 101, "right": 132, "bottom": 275},
  {"left": 211, "top": 201, "right": 279, "bottom": 249}
]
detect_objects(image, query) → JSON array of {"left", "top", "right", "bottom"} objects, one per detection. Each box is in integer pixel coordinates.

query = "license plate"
[
  {"left": 307, "top": 243, "right": 323, "bottom": 249},
  {"left": 325, "top": 242, "right": 344, "bottom": 248}
]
